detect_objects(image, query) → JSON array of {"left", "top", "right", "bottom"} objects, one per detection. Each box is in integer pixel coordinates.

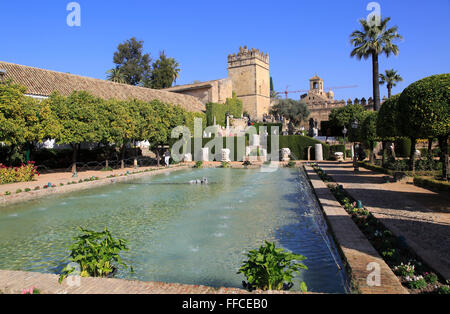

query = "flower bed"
[
  {"left": 0, "top": 162, "right": 39, "bottom": 185},
  {"left": 309, "top": 163, "right": 450, "bottom": 294}
]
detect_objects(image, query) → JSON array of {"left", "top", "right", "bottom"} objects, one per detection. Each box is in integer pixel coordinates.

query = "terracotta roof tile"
[{"left": 0, "top": 61, "right": 205, "bottom": 113}]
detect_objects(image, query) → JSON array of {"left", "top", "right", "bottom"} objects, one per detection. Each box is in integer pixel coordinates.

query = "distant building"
[
  {"left": 165, "top": 46, "right": 270, "bottom": 121},
  {"left": 0, "top": 61, "right": 205, "bottom": 113},
  {"left": 299, "top": 75, "right": 346, "bottom": 130}
]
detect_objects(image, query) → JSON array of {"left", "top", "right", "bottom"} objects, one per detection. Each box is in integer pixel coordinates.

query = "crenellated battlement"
[{"left": 227, "top": 46, "right": 269, "bottom": 64}]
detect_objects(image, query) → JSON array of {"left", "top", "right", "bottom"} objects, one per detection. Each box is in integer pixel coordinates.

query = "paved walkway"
[
  {"left": 305, "top": 166, "right": 407, "bottom": 294},
  {"left": 0, "top": 270, "right": 297, "bottom": 294},
  {"left": 318, "top": 162, "right": 450, "bottom": 280}
]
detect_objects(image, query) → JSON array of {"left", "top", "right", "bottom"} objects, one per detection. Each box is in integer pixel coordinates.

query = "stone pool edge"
[
  {"left": 0, "top": 270, "right": 303, "bottom": 294},
  {"left": 303, "top": 165, "right": 408, "bottom": 294},
  {"left": 0, "top": 165, "right": 189, "bottom": 208}
]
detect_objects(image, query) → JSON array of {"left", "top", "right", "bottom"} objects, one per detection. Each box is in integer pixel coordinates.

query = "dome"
[{"left": 327, "top": 90, "right": 334, "bottom": 99}]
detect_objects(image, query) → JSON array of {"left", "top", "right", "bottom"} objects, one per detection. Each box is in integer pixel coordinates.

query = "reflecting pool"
[{"left": 0, "top": 168, "right": 348, "bottom": 293}]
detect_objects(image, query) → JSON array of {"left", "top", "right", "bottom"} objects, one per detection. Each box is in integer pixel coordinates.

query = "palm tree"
[
  {"left": 350, "top": 17, "right": 402, "bottom": 111},
  {"left": 106, "top": 68, "right": 127, "bottom": 84},
  {"left": 379, "top": 69, "right": 403, "bottom": 98}
]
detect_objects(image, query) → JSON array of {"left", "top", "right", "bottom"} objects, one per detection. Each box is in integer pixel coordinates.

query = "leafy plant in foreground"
[
  {"left": 58, "top": 227, "right": 133, "bottom": 284},
  {"left": 238, "top": 241, "right": 308, "bottom": 292}
]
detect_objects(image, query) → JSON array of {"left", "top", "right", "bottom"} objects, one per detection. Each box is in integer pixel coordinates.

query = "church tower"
[{"left": 227, "top": 46, "right": 270, "bottom": 121}]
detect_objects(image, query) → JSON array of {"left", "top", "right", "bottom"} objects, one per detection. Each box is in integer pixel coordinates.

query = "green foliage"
[
  {"left": 184, "top": 111, "right": 206, "bottom": 134},
  {"left": 193, "top": 161, "right": 203, "bottom": 169},
  {"left": 413, "top": 177, "right": 450, "bottom": 192},
  {"left": 394, "top": 137, "right": 411, "bottom": 157},
  {"left": 270, "top": 99, "right": 310, "bottom": 128},
  {"left": 279, "top": 136, "right": 330, "bottom": 160},
  {"left": 221, "top": 161, "right": 231, "bottom": 168},
  {"left": 361, "top": 111, "right": 378, "bottom": 146},
  {"left": 286, "top": 161, "right": 297, "bottom": 168},
  {"left": 206, "top": 93, "right": 243, "bottom": 126},
  {"left": 398, "top": 74, "right": 450, "bottom": 139},
  {"left": 147, "top": 51, "right": 180, "bottom": 89},
  {"left": 377, "top": 94, "right": 401, "bottom": 139},
  {"left": 350, "top": 17, "right": 402, "bottom": 110},
  {"left": 424, "top": 272, "right": 438, "bottom": 284},
  {"left": 59, "top": 227, "right": 133, "bottom": 284},
  {"left": 437, "top": 284, "right": 450, "bottom": 294},
  {"left": 379, "top": 69, "right": 403, "bottom": 98},
  {"left": 328, "top": 104, "right": 368, "bottom": 142},
  {"left": 238, "top": 241, "right": 308, "bottom": 291},
  {"left": 406, "top": 276, "right": 427, "bottom": 290},
  {"left": 112, "top": 37, "right": 152, "bottom": 86}
]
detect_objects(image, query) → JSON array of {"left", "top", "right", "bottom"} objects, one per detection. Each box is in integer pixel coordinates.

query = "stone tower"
[
  {"left": 309, "top": 75, "right": 324, "bottom": 95},
  {"left": 227, "top": 46, "right": 270, "bottom": 121}
]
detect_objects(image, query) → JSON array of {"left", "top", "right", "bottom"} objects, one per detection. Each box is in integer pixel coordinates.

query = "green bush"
[
  {"left": 238, "top": 241, "right": 308, "bottom": 292},
  {"left": 205, "top": 93, "right": 243, "bottom": 126},
  {"left": 279, "top": 136, "right": 330, "bottom": 160},
  {"left": 395, "top": 137, "right": 411, "bottom": 158},
  {"left": 413, "top": 177, "right": 450, "bottom": 192},
  {"left": 0, "top": 162, "right": 39, "bottom": 185},
  {"left": 59, "top": 227, "right": 133, "bottom": 283},
  {"left": 330, "top": 145, "right": 346, "bottom": 155}
]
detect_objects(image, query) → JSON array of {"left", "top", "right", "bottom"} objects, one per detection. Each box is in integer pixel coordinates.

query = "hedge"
[
  {"left": 395, "top": 137, "right": 412, "bottom": 158},
  {"left": 205, "top": 94, "right": 243, "bottom": 126},
  {"left": 413, "top": 177, "right": 450, "bottom": 192},
  {"left": 279, "top": 135, "right": 330, "bottom": 160},
  {"left": 187, "top": 135, "right": 330, "bottom": 161}
]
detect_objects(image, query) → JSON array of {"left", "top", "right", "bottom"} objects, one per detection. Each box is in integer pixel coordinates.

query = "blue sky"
[{"left": 1, "top": 0, "right": 449, "bottom": 101}]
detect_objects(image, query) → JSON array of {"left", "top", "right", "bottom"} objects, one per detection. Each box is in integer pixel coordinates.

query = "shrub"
[
  {"left": 405, "top": 275, "right": 427, "bottom": 290},
  {"left": 0, "top": 162, "right": 39, "bottom": 185},
  {"left": 15, "top": 189, "right": 22, "bottom": 194},
  {"left": 221, "top": 161, "right": 231, "bottom": 168},
  {"left": 4, "top": 191, "right": 11, "bottom": 196},
  {"left": 59, "top": 227, "right": 133, "bottom": 283},
  {"left": 193, "top": 161, "right": 203, "bottom": 169},
  {"left": 424, "top": 272, "right": 438, "bottom": 284},
  {"left": 394, "top": 263, "right": 415, "bottom": 277},
  {"left": 24, "top": 188, "right": 31, "bottom": 192},
  {"left": 414, "top": 177, "right": 450, "bottom": 192},
  {"left": 395, "top": 138, "right": 412, "bottom": 158},
  {"left": 238, "top": 241, "right": 308, "bottom": 291},
  {"left": 279, "top": 135, "right": 330, "bottom": 160},
  {"left": 205, "top": 93, "right": 243, "bottom": 126},
  {"left": 437, "top": 284, "right": 450, "bottom": 294}
]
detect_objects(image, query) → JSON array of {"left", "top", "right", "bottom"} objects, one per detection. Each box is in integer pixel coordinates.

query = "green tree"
[
  {"left": 270, "top": 99, "right": 309, "bottom": 133},
  {"left": 350, "top": 17, "right": 402, "bottom": 111},
  {"left": 112, "top": 37, "right": 152, "bottom": 86},
  {"left": 376, "top": 94, "right": 401, "bottom": 165},
  {"left": 146, "top": 100, "right": 185, "bottom": 166},
  {"left": 49, "top": 91, "right": 104, "bottom": 173},
  {"left": 361, "top": 111, "right": 378, "bottom": 164},
  {"left": 106, "top": 68, "right": 127, "bottom": 84},
  {"left": 379, "top": 69, "right": 403, "bottom": 98},
  {"left": 398, "top": 74, "right": 450, "bottom": 177},
  {"left": 146, "top": 51, "right": 180, "bottom": 89},
  {"left": 328, "top": 104, "right": 367, "bottom": 142},
  {"left": 98, "top": 99, "right": 137, "bottom": 169}
]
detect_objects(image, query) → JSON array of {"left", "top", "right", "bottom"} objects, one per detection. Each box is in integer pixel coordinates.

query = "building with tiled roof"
[{"left": 0, "top": 61, "right": 205, "bottom": 113}]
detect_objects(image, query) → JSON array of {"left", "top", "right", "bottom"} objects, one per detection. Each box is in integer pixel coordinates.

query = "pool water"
[{"left": 0, "top": 168, "right": 348, "bottom": 293}]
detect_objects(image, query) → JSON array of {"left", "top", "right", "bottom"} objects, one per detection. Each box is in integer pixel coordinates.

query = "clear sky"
[{"left": 1, "top": 0, "right": 449, "bottom": 101}]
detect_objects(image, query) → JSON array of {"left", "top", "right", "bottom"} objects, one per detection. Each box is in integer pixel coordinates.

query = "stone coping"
[
  {"left": 0, "top": 165, "right": 189, "bottom": 208},
  {"left": 304, "top": 165, "right": 408, "bottom": 294},
  {"left": 0, "top": 270, "right": 301, "bottom": 294}
]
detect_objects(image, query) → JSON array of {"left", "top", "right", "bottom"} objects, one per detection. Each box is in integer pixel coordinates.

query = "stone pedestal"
[
  {"left": 201, "top": 148, "right": 209, "bottom": 162},
  {"left": 221, "top": 149, "right": 231, "bottom": 162},
  {"left": 315, "top": 144, "right": 323, "bottom": 161},
  {"left": 184, "top": 153, "right": 192, "bottom": 162},
  {"left": 281, "top": 148, "right": 291, "bottom": 162}
]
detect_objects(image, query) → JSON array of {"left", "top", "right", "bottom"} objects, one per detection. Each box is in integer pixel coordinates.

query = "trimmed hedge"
[
  {"left": 330, "top": 145, "right": 346, "bottom": 155},
  {"left": 205, "top": 94, "right": 243, "bottom": 126},
  {"left": 395, "top": 137, "right": 412, "bottom": 158},
  {"left": 188, "top": 135, "right": 330, "bottom": 161},
  {"left": 414, "top": 177, "right": 450, "bottom": 192},
  {"left": 279, "top": 135, "right": 330, "bottom": 160}
]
